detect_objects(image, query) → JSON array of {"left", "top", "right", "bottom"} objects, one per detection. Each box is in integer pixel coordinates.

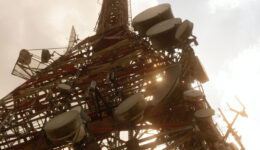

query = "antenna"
[
  {"left": 219, "top": 96, "right": 247, "bottom": 150},
  {"left": 227, "top": 96, "right": 248, "bottom": 118},
  {"left": 66, "top": 26, "right": 78, "bottom": 54},
  {"left": 128, "top": 0, "right": 132, "bottom": 26},
  {"left": 1, "top": 2, "right": 247, "bottom": 150}
]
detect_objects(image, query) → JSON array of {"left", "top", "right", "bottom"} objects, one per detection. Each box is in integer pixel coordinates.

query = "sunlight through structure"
[{"left": 0, "top": 0, "right": 246, "bottom": 150}]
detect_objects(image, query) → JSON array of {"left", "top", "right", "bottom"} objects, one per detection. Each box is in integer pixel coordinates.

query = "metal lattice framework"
[{"left": 0, "top": 0, "right": 244, "bottom": 150}]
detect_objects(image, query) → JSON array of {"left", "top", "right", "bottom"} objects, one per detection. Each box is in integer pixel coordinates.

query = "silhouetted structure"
[{"left": 0, "top": 0, "right": 245, "bottom": 149}]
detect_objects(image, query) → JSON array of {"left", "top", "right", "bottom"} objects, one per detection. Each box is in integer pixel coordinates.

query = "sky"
[{"left": 0, "top": 0, "right": 259, "bottom": 149}]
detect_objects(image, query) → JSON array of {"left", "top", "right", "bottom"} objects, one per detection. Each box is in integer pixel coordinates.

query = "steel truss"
[{"left": 0, "top": 0, "right": 242, "bottom": 149}]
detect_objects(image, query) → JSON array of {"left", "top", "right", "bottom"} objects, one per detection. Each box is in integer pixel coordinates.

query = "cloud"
[
  {"left": 209, "top": 0, "right": 253, "bottom": 13},
  {"left": 212, "top": 39, "right": 260, "bottom": 105},
  {"left": 208, "top": 38, "right": 260, "bottom": 149}
]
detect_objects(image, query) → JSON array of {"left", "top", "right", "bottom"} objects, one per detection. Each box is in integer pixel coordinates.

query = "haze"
[{"left": 0, "top": 0, "right": 259, "bottom": 149}]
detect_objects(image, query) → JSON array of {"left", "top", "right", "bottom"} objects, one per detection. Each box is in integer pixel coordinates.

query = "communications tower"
[{"left": 0, "top": 0, "right": 245, "bottom": 149}]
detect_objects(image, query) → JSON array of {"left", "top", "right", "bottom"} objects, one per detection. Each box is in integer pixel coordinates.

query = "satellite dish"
[
  {"left": 114, "top": 93, "right": 146, "bottom": 123},
  {"left": 194, "top": 108, "right": 215, "bottom": 118},
  {"left": 183, "top": 89, "right": 204, "bottom": 102},
  {"left": 175, "top": 20, "right": 194, "bottom": 42},
  {"left": 133, "top": 4, "right": 173, "bottom": 35},
  {"left": 18, "top": 49, "right": 32, "bottom": 65},
  {"left": 146, "top": 18, "right": 182, "bottom": 49},
  {"left": 41, "top": 49, "right": 51, "bottom": 63},
  {"left": 152, "top": 64, "right": 181, "bottom": 105},
  {"left": 44, "top": 111, "right": 84, "bottom": 142}
]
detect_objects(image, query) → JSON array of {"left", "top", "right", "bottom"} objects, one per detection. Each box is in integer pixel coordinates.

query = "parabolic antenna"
[
  {"left": 18, "top": 49, "right": 32, "bottom": 65},
  {"left": 44, "top": 111, "right": 83, "bottom": 142},
  {"left": 146, "top": 18, "right": 182, "bottom": 48},
  {"left": 133, "top": 4, "right": 173, "bottom": 35},
  {"left": 41, "top": 49, "right": 51, "bottom": 63},
  {"left": 175, "top": 20, "right": 194, "bottom": 42},
  {"left": 114, "top": 93, "right": 146, "bottom": 122},
  {"left": 152, "top": 64, "right": 181, "bottom": 105}
]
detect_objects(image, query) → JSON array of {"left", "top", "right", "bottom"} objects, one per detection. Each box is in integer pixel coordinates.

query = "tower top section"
[{"left": 96, "top": 0, "right": 129, "bottom": 34}]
